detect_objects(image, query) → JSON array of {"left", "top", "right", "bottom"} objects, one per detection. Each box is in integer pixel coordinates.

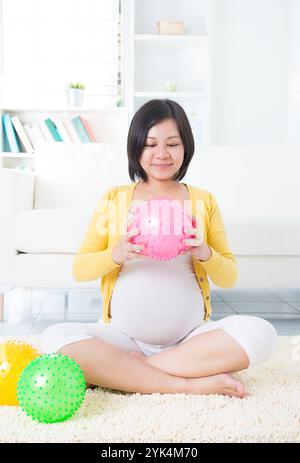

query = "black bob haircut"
[{"left": 127, "top": 99, "right": 195, "bottom": 182}]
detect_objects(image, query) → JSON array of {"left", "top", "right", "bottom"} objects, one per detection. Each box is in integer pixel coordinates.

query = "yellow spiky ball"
[{"left": 0, "top": 340, "right": 41, "bottom": 406}]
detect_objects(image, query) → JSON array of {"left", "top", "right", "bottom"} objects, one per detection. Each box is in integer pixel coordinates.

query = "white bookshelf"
[
  {"left": 1, "top": 0, "right": 213, "bottom": 169},
  {"left": 0, "top": 106, "right": 129, "bottom": 169},
  {"left": 134, "top": 34, "right": 209, "bottom": 47},
  {"left": 127, "top": 0, "right": 213, "bottom": 146}
]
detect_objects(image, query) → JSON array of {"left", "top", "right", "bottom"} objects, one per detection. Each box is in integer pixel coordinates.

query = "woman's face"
[{"left": 140, "top": 118, "right": 184, "bottom": 182}]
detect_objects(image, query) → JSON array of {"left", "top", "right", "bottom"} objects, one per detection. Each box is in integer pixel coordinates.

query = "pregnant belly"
[{"left": 110, "top": 262, "right": 204, "bottom": 346}]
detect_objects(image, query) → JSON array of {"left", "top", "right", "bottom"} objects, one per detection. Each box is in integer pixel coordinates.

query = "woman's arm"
[
  {"left": 72, "top": 189, "right": 121, "bottom": 281},
  {"left": 199, "top": 192, "right": 238, "bottom": 288}
]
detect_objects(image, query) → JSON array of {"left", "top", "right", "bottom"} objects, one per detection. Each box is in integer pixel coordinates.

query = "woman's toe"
[{"left": 235, "top": 381, "right": 247, "bottom": 397}]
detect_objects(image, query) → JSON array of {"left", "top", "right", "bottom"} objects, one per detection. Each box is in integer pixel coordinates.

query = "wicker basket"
[{"left": 157, "top": 21, "right": 184, "bottom": 35}]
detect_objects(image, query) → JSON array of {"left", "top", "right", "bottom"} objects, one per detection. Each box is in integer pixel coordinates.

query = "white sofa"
[{"left": 1, "top": 143, "right": 299, "bottom": 322}]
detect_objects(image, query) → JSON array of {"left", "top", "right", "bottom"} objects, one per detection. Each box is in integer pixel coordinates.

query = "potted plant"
[{"left": 66, "top": 82, "right": 86, "bottom": 107}]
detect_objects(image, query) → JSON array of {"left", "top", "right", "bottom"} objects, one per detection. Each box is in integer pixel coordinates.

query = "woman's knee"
[
  {"left": 56, "top": 343, "right": 72, "bottom": 355},
  {"left": 42, "top": 322, "right": 71, "bottom": 338},
  {"left": 222, "top": 315, "right": 278, "bottom": 367},
  {"left": 39, "top": 322, "right": 89, "bottom": 355},
  {"left": 56, "top": 337, "right": 94, "bottom": 357},
  {"left": 242, "top": 315, "right": 277, "bottom": 365},
  {"left": 243, "top": 314, "right": 276, "bottom": 337}
]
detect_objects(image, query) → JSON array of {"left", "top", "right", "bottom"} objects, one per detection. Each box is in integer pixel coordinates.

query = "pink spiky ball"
[{"left": 128, "top": 197, "right": 196, "bottom": 261}]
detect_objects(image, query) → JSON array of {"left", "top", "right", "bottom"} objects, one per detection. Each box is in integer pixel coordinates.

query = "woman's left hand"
[{"left": 181, "top": 218, "right": 212, "bottom": 262}]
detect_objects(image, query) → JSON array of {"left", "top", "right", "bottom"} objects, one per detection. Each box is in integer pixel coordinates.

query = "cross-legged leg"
[
  {"left": 59, "top": 337, "right": 248, "bottom": 398},
  {"left": 30, "top": 319, "right": 250, "bottom": 398},
  {"left": 131, "top": 315, "right": 277, "bottom": 379},
  {"left": 144, "top": 329, "right": 249, "bottom": 378},
  {"left": 58, "top": 338, "right": 187, "bottom": 394}
]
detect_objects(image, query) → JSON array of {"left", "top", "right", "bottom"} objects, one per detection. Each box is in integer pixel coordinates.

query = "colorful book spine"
[
  {"left": 2, "top": 125, "right": 11, "bottom": 152},
  {"left": 11, "top": 116, "right": 34, "bottom": 153},
  {"left": 80, "top": 117, "right": 97, "bottom": 142},
  {"left": 23, "top": 124, "right": 36, "bottom": 147},
  {"left": 62, "top": 117, "right": 81, "bottom": 143},
  {"left": 44, "top": 118, "right": 63, "bottom": 142},
  {"left": 38, "top": 120, "right": 55, "bottom": 142},
  {"left": 70, "top": 116, "right": 92, "bottom": 143},
  {"left": 2, "top": 114, "right": 21, "bottom": 152},
  {"left": 53, "top": 118, "right": 73, "bottom": 143}
]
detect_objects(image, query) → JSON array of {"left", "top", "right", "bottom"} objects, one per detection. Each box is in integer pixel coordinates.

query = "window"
[{"left": 0, "top": 0, "right": 123, "bottom": 108}]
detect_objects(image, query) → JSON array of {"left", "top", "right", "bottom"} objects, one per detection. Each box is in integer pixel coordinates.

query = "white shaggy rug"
[{"left": 0, "top": 335, "right": 300, "bottom": 443}]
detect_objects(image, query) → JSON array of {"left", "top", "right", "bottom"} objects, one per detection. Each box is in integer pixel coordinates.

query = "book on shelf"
[
  {"left": 37, "top": 120, "right": 55, "bottom": 142},
  {"left": 71, "top": 116, "right": 93, "bottom": 143},
  {"left": 44, "top": 118, "right": 64, "bottom": 142},
  {"left": 2, "top": 126, "right": 11, "bottom": 152},
  {"left": 23, "top": 123, "right": 46, "bottom": 149},
  {"left": 1, "top": 112, "right": 98, "bottom": 151},
  {"left": 11, "top": 116, "right": 34, "bottom": 153},
  {"left": 2, "top": 113, "right": 21, "bottom": 152},
  {"left": 61, "top": 117, "right": 82, "bottom": 143},
  {"left": 32, "top": 123, "right": 47, "bottom": 143},
  {"left": 53, "top": 118, "right": 73, "bottom": 143},
  {"left": 80, "top": 117, "right": 97, "bottom": 142}
]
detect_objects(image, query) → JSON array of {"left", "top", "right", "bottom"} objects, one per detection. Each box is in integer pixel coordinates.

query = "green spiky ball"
[{"left": 17, "top": 353, "right": 86, "bottom": 423}]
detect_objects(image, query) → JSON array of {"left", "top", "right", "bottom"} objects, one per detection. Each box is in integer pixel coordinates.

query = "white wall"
[
  {"left": 287, "top": 0, "right": 300, "bottom": 144},
  {"left": 211, "top": 0, "right": 290, "bottom": 145}
]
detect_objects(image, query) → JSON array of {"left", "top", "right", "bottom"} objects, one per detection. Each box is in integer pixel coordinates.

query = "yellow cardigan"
[{"left": 72, "top": 182, "right": 238, "bottom": 324}]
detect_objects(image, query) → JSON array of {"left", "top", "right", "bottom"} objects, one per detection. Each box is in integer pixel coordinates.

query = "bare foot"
[
  {"left": 185, "top": 373, "right": 249, "bottom": 398},
  {"left": 128, "top": 351, "right": 249, "bottom": 398}
]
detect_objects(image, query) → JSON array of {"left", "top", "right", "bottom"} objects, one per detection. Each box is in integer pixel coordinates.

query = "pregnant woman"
[{"left": 32, "top": 99, "right": 277, "bottom": 398}]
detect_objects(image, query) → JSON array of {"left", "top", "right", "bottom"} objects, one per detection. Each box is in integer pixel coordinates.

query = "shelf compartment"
[{"left": 135, "top": 34, "right": 208, "bottom": 49}]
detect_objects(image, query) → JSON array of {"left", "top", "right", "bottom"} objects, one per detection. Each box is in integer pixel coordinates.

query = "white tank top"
[{"left": 110, "top": 251, "right": 205, "bottom": 346}]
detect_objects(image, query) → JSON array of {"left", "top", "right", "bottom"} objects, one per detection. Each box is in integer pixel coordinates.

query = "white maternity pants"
[{"left": 27, "top": 314, "right": 277, "bottom": 368}]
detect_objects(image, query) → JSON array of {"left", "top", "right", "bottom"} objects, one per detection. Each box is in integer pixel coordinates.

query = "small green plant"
[{"left": 68, "top": 82, "right": 86, "bottom": 90}]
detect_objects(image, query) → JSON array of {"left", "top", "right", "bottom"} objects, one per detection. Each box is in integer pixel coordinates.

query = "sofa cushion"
[
  {"left": 14, "top": 253, "right": 97, "bottom": 289},
  {"left": 14, "top": 210, "right": 300, "bottom": 256},
  {"left": 14, "top": 209, "right": 93, "bottom": 253}
]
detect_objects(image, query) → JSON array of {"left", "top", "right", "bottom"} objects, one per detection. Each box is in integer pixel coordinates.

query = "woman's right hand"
[{"left": 111, "top": 215, "right": 150, "bottom": 265}]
